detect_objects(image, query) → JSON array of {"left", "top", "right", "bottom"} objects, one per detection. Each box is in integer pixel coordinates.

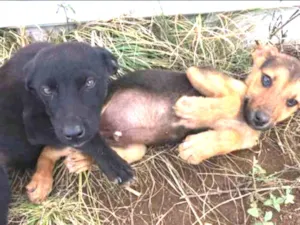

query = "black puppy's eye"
[
  {"left": 41, "top": 85, "right": 52, "bottom": 96},
  {"left": 261, "top": 74, "right": 272, "bottom": 87},
  {"left": 286, "top": 98, "right": 298, "bottom": 107},
  {"left": 85, "top": 77, "right": 96, "bottom": 88}
]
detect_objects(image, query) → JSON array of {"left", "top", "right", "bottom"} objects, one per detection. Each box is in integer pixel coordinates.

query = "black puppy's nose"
[
  {"left": 253, "top": 110, "right": 270, "bottom": 126},
  {"left": 63, "top": 124, "right": 85, "bottom": 139}
]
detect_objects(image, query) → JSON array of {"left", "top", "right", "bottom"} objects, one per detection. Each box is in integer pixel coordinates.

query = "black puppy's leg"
[
  {"left": 0, "top": 166, "right": 10, "bottom": 225},
  {"left": 79, "top": 136, "right": 134, "bottom": 184},
  {"left": 24, "top": 111, "right": 133, "bottom": 184}
]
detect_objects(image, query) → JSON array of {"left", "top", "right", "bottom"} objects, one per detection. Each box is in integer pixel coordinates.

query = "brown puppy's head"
[{"left": 243, "top": 44, "right": 300, "bottom": 131}]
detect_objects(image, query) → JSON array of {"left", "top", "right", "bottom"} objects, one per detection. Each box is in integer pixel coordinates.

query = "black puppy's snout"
[
  {"left": 253, "top": 110, "right": 270, "bottom": 126},
  {"left": 63, "top": 124, "right": 85, "bottom": 139}
]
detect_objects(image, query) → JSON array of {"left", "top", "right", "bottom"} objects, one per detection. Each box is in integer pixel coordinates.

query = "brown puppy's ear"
[
  {"left": 94, "top": 47, "right": 119, "bottom": 75},
  {"left": 252, "top": 43, "right": 279, "bottom": 67}
]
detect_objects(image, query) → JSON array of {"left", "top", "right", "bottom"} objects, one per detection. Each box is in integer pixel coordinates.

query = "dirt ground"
[
  {"left": 110, "top": 142, "right": 300, "bottom": 225},
  {"left": 86, "top": 131, "right": 300, "bottom": 225}
]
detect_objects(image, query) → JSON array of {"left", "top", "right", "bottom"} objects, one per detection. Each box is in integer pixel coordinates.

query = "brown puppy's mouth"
[{"left": 243, "top": 98, "right": 274, "bottom": 131}]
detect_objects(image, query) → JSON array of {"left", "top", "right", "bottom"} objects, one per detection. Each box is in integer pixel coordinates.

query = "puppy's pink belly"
[{"left": 100, "top": 89, "right": 183, "bottom": 146}]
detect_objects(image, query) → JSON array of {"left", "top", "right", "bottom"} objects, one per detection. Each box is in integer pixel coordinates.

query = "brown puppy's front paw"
[
  {"left": 174, "top": 96, "right": 196, "bottom": 118},
  {"left": 174, "top": 96, "right": 205, "bottom": 129},
  {"left": 64, "top": 151, "right": 94, "bottom": 174},
  {"left": 178, "top": 134, "right": 213, "bottom": 164},
  {"left": 26, "top": 173, "right": 53, "bottom": 204}
]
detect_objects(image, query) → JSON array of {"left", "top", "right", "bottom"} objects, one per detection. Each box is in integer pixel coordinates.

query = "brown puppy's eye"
[
  {"left": 85, "top": 77, "right": 96, "bottom": 88},
  {"left": 261, "top": 74, "right": 272, "bottom": 87},
  {"left": 41, "top": 85, "right": 52, "bottom": 96},
  {"left": 286, "top": 98, "right": 298, "bottom": 107}
]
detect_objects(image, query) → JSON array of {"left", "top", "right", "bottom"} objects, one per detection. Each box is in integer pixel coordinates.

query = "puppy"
[
  {"left": 174, "top": 44, "right": 300, "bottom": 164},
  {"left": 0, "top": 42, "right": 132, "bottom": 224}
]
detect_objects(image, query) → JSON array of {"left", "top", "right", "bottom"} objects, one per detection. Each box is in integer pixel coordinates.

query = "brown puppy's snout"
[
  {"left": 252, "top": 110, "right": 270, "bottom": 127},
  {"left": 244, "top": 108, "right": 272, "bottom": 131},
  {"left": 243, "top": 98, "right": 273, "bottom": 130}
]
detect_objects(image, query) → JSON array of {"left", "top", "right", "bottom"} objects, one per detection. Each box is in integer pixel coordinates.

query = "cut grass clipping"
[{"left": 1, "top": 11, "right": 300, "bottom": 225}]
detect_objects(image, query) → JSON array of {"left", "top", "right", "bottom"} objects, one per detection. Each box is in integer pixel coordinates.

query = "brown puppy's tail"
[{"left": 0, "top": 166, "right": 10, "bottom": 225}]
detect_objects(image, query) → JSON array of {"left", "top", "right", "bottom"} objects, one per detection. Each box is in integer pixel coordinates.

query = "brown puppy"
[
  {"left": 174, "top": 44, "right": 300, "bottom": 164},
  {"left": 26, "top": 44, "right": 300, "bottom": 203}
]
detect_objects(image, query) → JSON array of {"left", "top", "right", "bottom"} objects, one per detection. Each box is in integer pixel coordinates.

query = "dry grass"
[{"left": 1, "top": 10, "right": 300, "bottom": 225}]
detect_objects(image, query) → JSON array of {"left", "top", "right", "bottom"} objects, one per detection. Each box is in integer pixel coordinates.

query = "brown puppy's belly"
[{"left": 100, "top": 88, "right": 188, "bottom": 146}]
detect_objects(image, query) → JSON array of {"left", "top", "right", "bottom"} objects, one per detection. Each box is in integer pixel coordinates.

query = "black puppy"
[{"left": 0, "top": 42, "right": 133, "bottom": 224}]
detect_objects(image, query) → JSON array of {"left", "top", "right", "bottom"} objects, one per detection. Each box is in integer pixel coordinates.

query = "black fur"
[
  {"left": 0, "top": 42, "right": 133, "bottom": 224},
  {"left": 108, "top": 69, "right": 200, "bottom": 101},
  {"left": 0, "top": 166, "right": 10, "bottom": 225}
]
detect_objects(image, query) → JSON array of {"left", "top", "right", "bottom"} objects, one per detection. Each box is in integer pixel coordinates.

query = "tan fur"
[{"left": 26, "top": 146, "right": 73, "bottom": 204}]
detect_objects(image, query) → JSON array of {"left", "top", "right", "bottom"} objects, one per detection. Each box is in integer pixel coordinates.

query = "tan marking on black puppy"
[
  {"left": 26, "top": 147, "right": 73, "bottom": 204},
  {"left": 26, "top": 143, "right": 146, "bottom": 203}
]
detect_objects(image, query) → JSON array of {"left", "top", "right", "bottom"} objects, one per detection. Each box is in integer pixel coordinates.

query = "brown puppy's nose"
[
  {"left": 63, "top": 124, "right": 85, "bottom": 139},
  {"left": 253, "top": 110, "right": 270, "bottom": 126}
]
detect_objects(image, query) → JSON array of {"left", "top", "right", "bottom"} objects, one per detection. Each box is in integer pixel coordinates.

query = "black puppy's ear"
[
  {"left": 23, "top": 59, "right": 35, "bottom": 91},
  {"left": 94, "top": 47, "right": 119, "bottom": 74},
  {"left": 22, "top": 59, "right": 52, "bottom": 144}
]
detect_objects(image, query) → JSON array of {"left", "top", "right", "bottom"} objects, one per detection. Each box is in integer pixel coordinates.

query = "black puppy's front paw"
[
  {"left": 102, "top": 156, "right": 135, "bottom": 185},
  {"left": 80, "top": 136, "right": 135, "bottom": 185}
]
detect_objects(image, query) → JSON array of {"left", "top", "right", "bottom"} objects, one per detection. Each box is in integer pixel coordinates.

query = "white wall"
[{"left": 0, "top": 1, "right": 297, "bottom": 28}]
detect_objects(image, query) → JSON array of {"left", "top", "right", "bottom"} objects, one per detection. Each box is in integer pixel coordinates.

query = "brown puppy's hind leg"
[
  {"left": 111, "top": 144, "right": 147, "bottom": 164},
  {"left": 26, "top": 147, "right": 72, "bottom": 204}
]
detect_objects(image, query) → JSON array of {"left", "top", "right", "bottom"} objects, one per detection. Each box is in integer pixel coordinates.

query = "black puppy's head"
[{"left": 24, "top": 42, "right": 118, "bottom": 147}]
